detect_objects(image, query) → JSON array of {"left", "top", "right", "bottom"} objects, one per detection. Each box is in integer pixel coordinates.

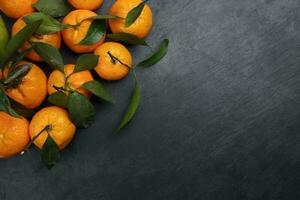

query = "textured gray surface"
[{"left": 1, "top": 0, "right": 300, "bottom": 199}]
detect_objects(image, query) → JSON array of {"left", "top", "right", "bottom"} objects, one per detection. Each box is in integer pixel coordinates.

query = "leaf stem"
[
  {"left": 107, "top": 51, "right": 131, "bottom": 69},
  {"left": 22, "top": 125, "right": 52, "bottom": 153},
  {"left": 68, "top": 15, "right": 124, "bottom": 28},
  {"left": 63, "top": 24, "right": 80, "bottom": 30},
  {"left": 53, "top": 85, "right": 68, "bottom": 93}
]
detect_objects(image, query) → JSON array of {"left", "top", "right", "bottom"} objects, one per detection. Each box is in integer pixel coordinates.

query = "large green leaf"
[
  {"left": 82, "top": 80, "right": 114, "bottom": 103},
  {"left": 107, "top": 33, "right": 148, "bottom": 46},
  {"left": 74, "top": 54, "right": 99, "bottom": 73},
  {"left": 0, "top": 15, "right": 9, "bottom": 63},
  {"left": 23, "top": 12, "right": 63, "bottom": 35},
  {"left": 116, "top": 75, "right": 141, "bottom": 132},
  {"left": 137, "top": 38, "right": 169, "bottom": 67},
  {"left": 41, "top": 134, "right": 60, "bottom": 170},
  {"left": 32, "top": 42, "right": 64, "bottom": 72},
  {"left": 0, "top": 20, "right": 42, "bottom": 69},
  {"left": 68, "top": 91, "right": 95, "bottom": 128},
  {"left": 47, "top": 92, "right": 69, "bottom": 108},
  {"left": 33, "top": 0, "right": 73, "bottom": 18},
  {"left": 125, "top": 0, "right": 148, "bottom": 27},
  {"left": 79, "top": 20, "right": 106, "bottom": 45}
]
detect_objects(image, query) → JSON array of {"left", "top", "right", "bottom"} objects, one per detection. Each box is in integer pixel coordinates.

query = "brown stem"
[
  {"left": 22, "top": 125, "right": 52, "bottom": 154},
  {"left": 107, "top": 51, "right": 131, "bottom": 69},
  {"left": 53, "top": 85, "right": 68, "bottom": 93}
]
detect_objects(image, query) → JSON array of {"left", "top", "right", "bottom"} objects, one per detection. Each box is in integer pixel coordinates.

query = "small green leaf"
[
  {"left": 125, "top": 0, "right": 148, "bottom": 27},
  {"left": 79, "top": 20, "right": 106, "bottom": 45},
  {"left": 23, "top": 12, "right": 63, "bottom": 35},
  {"left": 4, "top": 63, "right": 32, "bottom": 86},
  {"left": 0, "top": 20, "right": 42, "bottom": 69},
  {"left": 137, "top": 38, "right": 169, "bottom": 67},
  {"left": 74, "top": 54, "right": 99, "bottom": 73},
  {"left": 48, "top": 92, "right": 69, "bottom": 108},
  {"left": 0, "top": 15, "right": 9, "bottom": 63},
  {"left": 33, "top": 0, "right": 73, "bottom": 18},
  {"left": 41, "top": 134, "right": 60, "bottom": 170},
  {"left": 107, "top": 33, "right": 148, "bottom": 46},
  {"left": 116, "top": 75, "right": 141, "bottom": 132},
  {"left": 32, "top": 42, "right": 64, "bottom": 72},
  {"left": 68, "top": 91, "right": 95, "bottom": 128},
  {"left": 82, "top": 80, "right": 114, "bottom": 103},
  {"left": 0, "top": 91, "right": 21, "bottom": 118}
]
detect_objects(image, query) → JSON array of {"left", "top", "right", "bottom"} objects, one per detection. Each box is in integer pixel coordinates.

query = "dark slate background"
[{"left": 1, "top": 0, "right": 300, "bottom": 199}]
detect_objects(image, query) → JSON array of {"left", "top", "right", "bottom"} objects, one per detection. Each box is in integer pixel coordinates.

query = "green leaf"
[
  {"left": 32, "top": 42, "right": 64, "bottom": 72},
  {"left": 125, "top": 0, "right": 148, "bottom": 27},
  {"left": 79, "top": 20, "right": 106, "bottom": 45},
  {"left": 0, "top": 15, "right": 9, "bottom": 63},
  {"left": 33, "top": 0, "right": 73, "bottom": 18},
  {"left": 0, "top": 91, "right": 21, "bottom": 118},
  {"left": 74, "top": 54, "right": 99, "bottom": 73},
  {"left": 0, "top": 20, "right": 42, "bottom": 69},
  {"left": 137, "top": 38, "right": 169, "bottom": 67},
  {"left": 68, "top": 91, "right": 95, "bottom": 128},
  {"left": 82, "top": 80, "right": 114, "bottom": 103},
  {"left": 48, "top": 92, "right": 69, "bottom": 108},
  {"left": 41, "top": 134, "right": 60, "bottom": 170},
  {"left": 107, "top": 33, "right": 148, "bottom": 46},
  {"left": 116, "top": 75, "right": 141, "bottom": 132},
  {"left": 4, "top": 63, "right": 32, "bottom": 86},
  {"left": 23, "top": 12, "right": 63, "bottom": 35}
]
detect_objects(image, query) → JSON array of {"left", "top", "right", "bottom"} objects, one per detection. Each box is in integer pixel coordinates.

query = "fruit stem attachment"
[{"left": 107, "top": 51, "right": 131, "bottom": 69}]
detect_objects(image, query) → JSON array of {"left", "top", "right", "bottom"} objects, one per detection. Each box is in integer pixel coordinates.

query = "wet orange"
[
  {"left": 0, "top": 112, "right": 30, "bottom": 158},
  {"left": 109, "top": 0, "right": 153, "bottom": 38},
  {"left": 12, "top": 13, "right": 62, "bottom": 62},
  {"left": 68, "top": 0, "right": 103, "bottom": 10},
  {"left": 4, "top": 61, "right": 47, "bottom": 109},
  {"left": 29, "top": 106, "right": 76, "bottom": 150},
  {"left": 62, "top": 9, "right": 105, "bottom": 53},
  {"left": 94, "top": 42, "right": 132, "bottom": 81},
  {"left": 0, "top": 0, "right": 37, "bottom": 19},
  {"left": 48, "top": 64, "right": 94, "bottom": 97}
]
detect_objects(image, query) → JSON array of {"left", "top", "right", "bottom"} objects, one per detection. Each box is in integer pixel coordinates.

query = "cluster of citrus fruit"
[{"left": 0, "top": 0, "right": 168, "bottom": 169}]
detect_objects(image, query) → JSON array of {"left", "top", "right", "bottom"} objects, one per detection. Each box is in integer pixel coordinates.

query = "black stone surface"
[{"left": 1, "top": 0, "right": 300, "bottom": 199}]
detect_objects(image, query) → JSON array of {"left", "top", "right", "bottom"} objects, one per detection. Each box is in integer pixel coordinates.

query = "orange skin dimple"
[
  {"left": 29, "top": 106, "right": 76, "bottom": 150},
  {"left": 4, "top": 61, "right": 47, "bottom": 109},
  {"left": 62, "top": 9, "right": 105, "bottom": 53},
  {"left": 0, "top": 0, "right": 37, "bottom": 19},
  {"left": 11, "top": 14, "right": 62, "bottom": 62},
  {"left": 109, "top": 0, "right": 153, "bottom": 39},
  {"left": 68, "top": 0, "right": 103, "bottom": 10},
  {"left": 0, "top": 112, "right": 29, "bottom": 158},
  {"left": 94, "top": 42, "right": 132, "bottom": 81},
  {"left": 48, "top": 64, "right": 94, "bottom": 97}
]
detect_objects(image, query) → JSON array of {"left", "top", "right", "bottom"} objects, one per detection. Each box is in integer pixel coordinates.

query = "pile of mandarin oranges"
[{"left": 0, "top": 0, "right": 168, "bottom": 168}]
